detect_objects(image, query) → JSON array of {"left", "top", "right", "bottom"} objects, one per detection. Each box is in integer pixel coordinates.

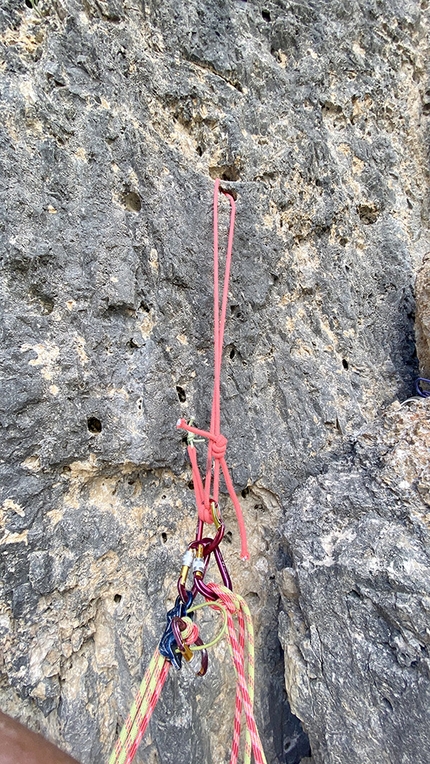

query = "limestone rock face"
[
  {"left": 416, "top": 253, "right": 430, "bottom": 377},
  {"left": 0, "top": 1, "right": 429, "bottom": 763},
  {"left": 279, "top": 400, "right": 430, "bottom": 764}
]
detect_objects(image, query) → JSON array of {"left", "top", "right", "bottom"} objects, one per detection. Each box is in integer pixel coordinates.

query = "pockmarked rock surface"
[
  {"left": 279, "top": 400, "right": 430, "bottom": 764},
  {"left": 0, "top": 0, "right": 429, "bottom": 763},
  {"left": 415, "top": 252, "right": 430, "bottom": 376}
]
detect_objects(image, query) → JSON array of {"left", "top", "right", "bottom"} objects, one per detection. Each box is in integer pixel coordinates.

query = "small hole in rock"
[
  {"left": 161, "top": 532, "right": 167, "bottom": 543},
  {"left": 241, "top": 487, "right": 249, "bottom": 498},
  {"left": 230, "top": 347, "right": 236, "bottom": 359},
  {"left": 357, "top": 203, "right": 378, "bottom": 225},
  {"left": 220, "top": 185, "right": 238, "bottom": 200},
  {"left": 230, "top": 305, "right": 242, "bottom": 319},
  {"left": 176, "top": 385, "right": 186, "bottom": 403},
  {"left": 123, "top": 191, "right": 142, "bottom": 213},
  {"left": 41, "top": 296, "right": 54, "bottom": 314},
  {"left": 262, "top": 9, "right": 271, "bottom": 21},
  {"left": 114, "top": 594, "right": 122, "bottom": 603},
  {"left": 188, "top": 480, "right": 194, "bottom": 490},
  {"left": 284, "top": 738, "right": 293, "bottom": 753},
  {"left": 224, "top": 531, "right": 233, "bottom": 544},
  {"left": 87, "top": 417, "right": 102, "bottom": 434},
  {"left": 210, "top": 165, "right": 240, "bottom": 182},
  {"left": 382, "top": 697, "right": 393, "bottom": 712},
  {"left": 196, "top": 146, "right": 203, "bottom": 156},
  {"left": 161, "top": 494, "right": 166, "bottom": 500},
  {"left": 342, "top": 358, "right": 349, "bottom": 370}
]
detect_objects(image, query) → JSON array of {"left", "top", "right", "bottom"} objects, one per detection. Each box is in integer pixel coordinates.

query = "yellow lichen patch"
[
  {"left": 49, "top": 385, "right": 59, "bottom": 396},
  {"left": 62, "top": 455, "right": 98, "bottom": 508},
  {"left": 67, "top": 454, "right": 98, "bottom": 479},
  {"left": 149, "top": 247, "right": 159, "bottom": 272},
  {"left": 66, "top": 299, "right": 76, "bottom": 311},
  {"left": 352, "top": 156, "right": 364, "bottom": 175},
  {"left": 74, "top": 335, "right": 89, "bottom": 365},
  {"left": 176, "top": 334, "right": 188, "bottom": 345},
  {"left": 47, "top": 205, "right": 58, "bottom": 214},
  {"left": 1, "top": 529, "right": 28, "bottom": 545},
  {"left": 352, "top": 41, "right": 366, "bottom": 59},
  {"left": 46, "top": 509, "right": 64, "bottom": 527},
  {"left": 337, "top": 143, "right": 351, "bottom": 156},
  {"left": 107, "top": 387, "right": 129, "bottom": 400},
  {"left": 2, "top": 499, "right": 25, "bottom": 516},
  {"left": 75, "top": 147, "right": 87, "bottom": 161},
  {"left": 19, "top": 80, "right": 37, "bottom": 102},
  {"left": 1, "top": 26, "right": 40, "bottom": 55},
  {"left": 22, "top": 455, "right": 41, "bottom": 472},
  {"left": 88, "top": 477, "right": 122, "bottom": 516},
  {"left": 29, "top": 682, "right": 47, "bottom": 701},
  {"left": 139, "top": 309, "right": 155, "bottom": 339},
  {"left": 21, "top": 342, "right": 60, "bottom": 381}
]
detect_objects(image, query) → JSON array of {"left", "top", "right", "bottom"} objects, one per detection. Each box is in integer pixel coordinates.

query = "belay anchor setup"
[{"left": 110, "top": 180, "right": 267, "bottom": 764}]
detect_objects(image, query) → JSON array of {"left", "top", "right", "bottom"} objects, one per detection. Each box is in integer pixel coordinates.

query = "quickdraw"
[{"left": 109, "top": 180, "right": 266, "bottom": 764}]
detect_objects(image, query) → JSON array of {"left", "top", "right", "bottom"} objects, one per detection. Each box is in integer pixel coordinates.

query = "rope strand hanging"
[
  {"left": 109, "top": 181, "right": 265, "bottom": 764},
  {"left": 177, "top": 179, "right": 249, "bottom": 560}
]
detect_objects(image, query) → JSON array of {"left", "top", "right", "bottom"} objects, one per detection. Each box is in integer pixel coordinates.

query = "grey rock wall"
[
  {"left": 0, "top": 1, "right": 429, "bottom": 763},
  {"left": 280, "top": 400, "right": 430, "bottom": 764},
  {"left": 416, "top": 253, "right": 430, "bottom": 376}
]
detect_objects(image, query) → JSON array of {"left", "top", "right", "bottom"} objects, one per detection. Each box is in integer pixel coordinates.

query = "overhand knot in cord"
[{"left": 212, "top": 433, "right": 227, "bottom": 460}]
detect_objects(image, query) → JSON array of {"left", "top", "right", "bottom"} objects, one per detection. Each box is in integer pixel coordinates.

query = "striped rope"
[
  {"left": 109, "top": 649, "right": 169, "bottom": 764},
  {"left": 109, "top": 588, "right": 267, "bottom": 764},
  {"left": 207, "top": 583, "right": 267, "bottom": 764}
]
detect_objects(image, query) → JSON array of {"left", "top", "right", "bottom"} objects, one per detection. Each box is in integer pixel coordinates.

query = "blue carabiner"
[{"left": 158, "top": 592, "right": 194, "bottom": 669}]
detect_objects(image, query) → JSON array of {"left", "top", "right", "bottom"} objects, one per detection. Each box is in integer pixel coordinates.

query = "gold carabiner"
[{"left": 210, "top": 500, "right": 222, "bottom": 530}]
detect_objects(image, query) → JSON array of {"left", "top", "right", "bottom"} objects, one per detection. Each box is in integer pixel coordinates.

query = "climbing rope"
[
  {"left": 205, "top": 583, "right": 267, "bottom": 764},
  {"left": 110, "top": 586, "right": 266, "bottom": 764},
  {"left": 109, "top": 650, "right": 169, "bottom": 764},
  {"left": 109, "top": 181, "right": 265, "bottom": 764},
  {"left": 177, "top": 179, "right": 249, "bottom": 561}
]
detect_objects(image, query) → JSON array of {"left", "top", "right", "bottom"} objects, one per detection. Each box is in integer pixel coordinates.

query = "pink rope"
[
  {"left": 124, "top": 660, "right": 170, "bottom": 764},
  {"left": 177, "top": 179, "right": 249, "bottom": 560},
  {"left": 207, "top": 583, "right": 267, "bottom": 764}
]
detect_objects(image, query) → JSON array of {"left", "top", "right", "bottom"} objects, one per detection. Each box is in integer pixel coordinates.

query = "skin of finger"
[{"left": 0, "top": 711, "right": 81, "bottom": 764}]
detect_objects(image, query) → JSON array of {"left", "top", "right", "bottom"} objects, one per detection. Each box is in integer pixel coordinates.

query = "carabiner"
[{"left": 171, "top": 616, "right": 208, "bottom": 676}]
